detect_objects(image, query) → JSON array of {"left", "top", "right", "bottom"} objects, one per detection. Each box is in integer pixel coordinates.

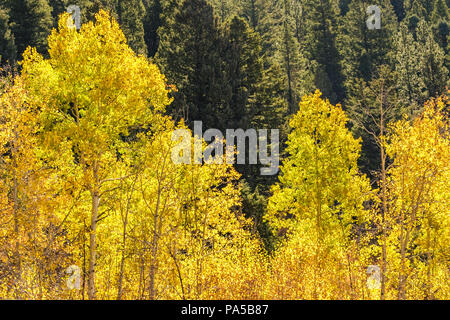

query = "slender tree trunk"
[
  {"left": 250, "top": 0, "right": 257, "bottom": 29},
  {"left": 425, "top": 219, "right": 432, "bottom": 299},
  {"left": 197, "top": 199, "right": 209, "bottom": 299},
  {"left": 88, "top": 165, "right": 100, "bottom": 300},
  {"left": 380, "top": 146, "right": 388, "bottom": 300},
  {"left": 379, "top": 86, "right": 387, "bottom": 300},
  {"left": 117, "top": 211, "right": 128, "bottom": 300},
  {"left": 117, "top": 177, "right": 136, "bottom": 300},
  {"left": 12, "top": 133, "right": 22, "bottom": 297},
  {"left": 82, "top": 222, "right": 86, "bottom": 300},
  {"left": 168, "top": 242, "right": 186, "bottom": 300},
  {"left": 149, "top": 181, "right": 162, "bottom": 300},
  {"left": 312, "top": 126, "right": 321, "bottom": 299},
  {"left": 283, "top": 0, "right": 294, "bottom": 114},
  {"left": 12, "top": 169, "right": 21, "bottom": 285},
  {"left": 398, "top": 227, "right": 410, "bottom": 300},
  {"left": 138, "top": 241, "right": 145, "bottom": 299}
]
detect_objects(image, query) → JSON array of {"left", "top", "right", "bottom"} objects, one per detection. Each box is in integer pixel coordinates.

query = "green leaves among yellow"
[
  {"left": 1, "top": 8, "right": 449, "bottom": 300},
  {"left": 264, "top": 90, "right": 372, "bottom": 299},
  {"left": 267, "top": 90, "right": 371, "bottom": 235}
]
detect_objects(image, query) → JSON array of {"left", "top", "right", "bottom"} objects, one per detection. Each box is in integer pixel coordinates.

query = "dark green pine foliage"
[
  {"left": 403, "top": 0, "right": 428, "bottom": 19},
  {"left": 117, "top": 0, "right": 147, "bottom": 55},
  {"left": 338, "top": 0, "right": 352, "bottom": 16},
  {"left": 156, "top": 0, "right": 228, "bottom": 130},
  {"left": 143, "top": 0, "right": 162, "bottom": 57},
  {"left": 7, "top": 0, "right": 53, "bottom": 58},
  {"left": 416, "top": 20, "right": 449, "bottom": 97},
  {"left": 346, "top": 65, "right": 402, "bottom": 177},
  {"left": 223, "top": 16, "right": 285, "bottom": 187},
  {"left": 241, "top": 0, "right": 263, "bottom": 29},
  {"left": 393, "top": 21, "right": 426, "bottom": 109},
  {"left": 243, "top": 1, "right": 291, "bottom": 182},
  {"left": 279, "top": 0, "right": 314, "bottom": 113},
  {"left": 223, "top": 16, "right": 263, "bottom": 129},
  {"left": 391, "top": 0, "right": 406, "bottom": 21},
  {"left": 431, "top": 0, "right": 449, "bottom": 22},
  {"left": 208, "top": 0, "right": 241, "bottom": 23},
  {"left": 303, "top": 0, "right": 344, "bottom": 103},
  {"left": 0, "top": 5, "right": 16, "bottom": 64},
  {"left": 338, "top": 0, "right": 398, "bottom": 100},
  {"left": 250, "top": 63, "right": 288, "bottom": 132},
  {"left": 430, "top": 0, "right": 449, "bottom": 71},
  {"left": 48, "top": 0, "right": 105, "bottom": 26},
  {"left": 447, "top": 33, "right": 450, "bottom": 74},
  {"left": 435, "top": 21, "right": 449, "bottom": 53},
  {"left": 240, "top": 181, "right": 274, "bottom": 253},
  {"left": 416, "top": 0, "right": 435, "bottom": 18},
  {"left": 86, "top": 0, "right": 118, "bottom": 20},
  {"left": 246, "top": 0, "right": 277, "bottom": 51},
  {"left": 47, "top": 0, "right": 68, "bottom": 24},
  {"left": 258, "top": 0, "right": 314, "bottom": 114},
  {"left": 402, "top": 1, "right": 424, "bottom": 37}
]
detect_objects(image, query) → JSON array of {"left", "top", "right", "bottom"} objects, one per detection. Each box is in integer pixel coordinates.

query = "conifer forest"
[{"left": 0, "top": 0, "right": 449, "bottom": 300}]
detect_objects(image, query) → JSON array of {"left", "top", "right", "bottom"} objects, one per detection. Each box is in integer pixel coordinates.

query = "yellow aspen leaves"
[{"left": 0, "top": 10, "right": 448, "bottom": 300}]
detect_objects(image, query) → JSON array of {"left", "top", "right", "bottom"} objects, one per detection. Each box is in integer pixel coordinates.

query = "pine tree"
[
  {"left": 117, "top": 0, "right": 147, "bottom": 55},
  {"left": 143, "top": 0, "right": 162, "bottom": 57},
  {"left": 338, "top": 0, "right": 352, "bottom": 16},
  {"left": 86, "top": 0, "right": 118, "bottom": 20},
  {"left": 223, "top": 16, "right": 263, "bottom": 129},
  {"left": 431, "top": 0, "right": 449, "bottom": 23},
  {"left": 403, "top": 0, "right": 428, "bottom": 19},
  {"left": 391, "top": 0, "right": 406, "bottom": 21},
  {"left": 156, "top": 0, "right": 228, "bottom": 130},
  {"left": 337, "top": 0, "right": 398, "bottom": 99},
  {"left": 7, "top": 0, "right": 53, "bottom": 57},
  {"left": 241, "top": 0, "right": 263, "bottom": 29},
  {"left": 303, "top": 0, "right": 344, "bottom": 103},
  {"left": 431, "top": 0, "right": 449, "bottom": 70},
  {"left": 394, "top": 22, "right": 426, "bottom": 108},
  {"left": 279, "top": 0, "right": 314, "bottom": 113},
  {"left": 258, "top": 0, "right": 314, "bottom": 113},
  {"left": 208, "top": 0, "right": 241, "bottom": 23},
  {"left": 417, "top": 20, "right": 449, "bottom": 98},
  {"left": 0, "top": 5, "right": 16, "bottom": 64},
  {"left": 345, "top": 65, "right": 402, "bottom": 177}
]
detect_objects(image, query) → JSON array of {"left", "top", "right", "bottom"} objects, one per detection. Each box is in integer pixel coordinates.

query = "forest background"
[{"left": 0, "top": 0, "right": 449, "bottom": 300}]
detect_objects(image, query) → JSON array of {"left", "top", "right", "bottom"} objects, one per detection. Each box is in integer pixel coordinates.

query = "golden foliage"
[{"left": 0, "top": 12, "right": 448, "bottom": 300}]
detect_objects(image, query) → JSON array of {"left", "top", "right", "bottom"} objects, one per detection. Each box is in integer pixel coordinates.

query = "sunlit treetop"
[{"left": 19, "top": 10, "right": 172, "bottom": 164}]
